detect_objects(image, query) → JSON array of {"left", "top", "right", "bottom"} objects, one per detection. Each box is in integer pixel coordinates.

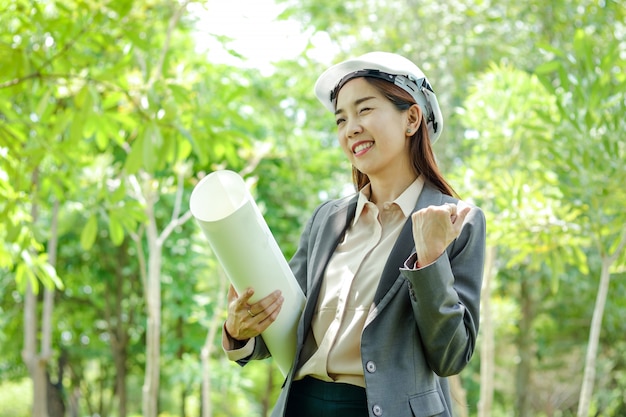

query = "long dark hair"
[{"left": 350, "top": 77, "right": 457, "bottom": 197}]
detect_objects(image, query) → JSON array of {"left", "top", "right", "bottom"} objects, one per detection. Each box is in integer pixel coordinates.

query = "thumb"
[
  {"left": 227, "top": 285, "right": 239, "bottom": 303},
  {"left": 453, "top": 201, "right": 471, "bottom": 227}
]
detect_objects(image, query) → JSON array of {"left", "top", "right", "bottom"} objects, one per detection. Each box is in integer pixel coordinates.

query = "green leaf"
[
  {"left": 110, "top": 181, "right": 126, "bottom": 203},
  {"left": 168, "top": 84, "right": 191, "bottom": 105},
  {"left": 69, "top": 115, "right": 86, "bottom": 143},
  {"left": 36, "top": 255, "right": 64, "bottom": 290},
  {"left": 16, "top": 251, "right": 39, "bottom": 294},
  {"left": 126, "top": 203, "right": 148, "bottom": 223},
  {"left": 80, "top": 215, "right": 98, "bottom": 250},
  {"left": 35, "top": 89, "right": 52, "bottom": 118},
  {"left": 175, "top": 124, "right": 204, "bottom": 163},
  {"left": 70, "top": 85, "right": 94, "bottom": 143},
  {"left": 124, "top": 135, "right": 144, "bottom": 174},
  {"left": 142, "top": 122, "right": 162, "bottom": 172},
  {"left": 534, "top": 60, "right": 561, "bottom": 75},
  {"left": 95, "top": 129, "right": 109, "bottom": 150},
  {"left": 177, "top": 137, "right": 192, "bottom": 161},
  {"left": 15, "top": 263, "right": 28, "bottom": 293},
  {"left": 117, "top": 208, "right": 138, "bottom": 231},
  {"left": 74, "top": 84, "right": 90, "bottom": 109},
  {"left": 108, "top": 212, "right": 124, "bottom": 246}
]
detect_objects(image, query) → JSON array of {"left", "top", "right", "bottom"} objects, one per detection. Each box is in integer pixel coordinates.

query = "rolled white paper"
[{"left": 189, "top": 170, "right": 305, "bottom": 377}]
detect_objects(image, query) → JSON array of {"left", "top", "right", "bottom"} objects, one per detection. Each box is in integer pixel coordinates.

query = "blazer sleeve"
[{"left": 401, "top": 205, "right": 486, "bottom": 376}]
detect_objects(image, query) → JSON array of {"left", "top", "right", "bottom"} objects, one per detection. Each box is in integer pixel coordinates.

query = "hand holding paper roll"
[
  {"left": 189, "top": 170, "right": 305, "bottom": 377},
  {"left": 225, "top": 286, "right": 284, "bottom": 342}
]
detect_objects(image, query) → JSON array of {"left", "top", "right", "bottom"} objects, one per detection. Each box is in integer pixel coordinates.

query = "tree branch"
[
  {"left": 170, "top": 165, "right": 186, "bottom": 223},
  {"left": 158, "top": 162, "right": 192, "bottom": 245},
  {"left": 127, "top": 174, "right": 147, "bottom": 205},
  {"left": 0, "top": 72, "right": 42, "bottom": 89},
  {"left": 1, "top": 13, "right": 91, "bottom": 89},
  {"left": 148, "top": 0, "right": 190, "bottom": 88},
  {"left": 607, "top": 226, "right": 626, "bottom": 264},
  {"left": 158, "top": 210, "right": 193, "bottom": 247},
  {"left": 0, "top": 72, "right": 153, "bottom": 123},
  {"left": 36, "top": 23, "right": 91, "bottom": 73}
]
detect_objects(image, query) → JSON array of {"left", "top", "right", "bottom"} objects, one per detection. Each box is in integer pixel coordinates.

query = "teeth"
[{"left": 354, "top": 142, "right": 373, "bottom": 154}]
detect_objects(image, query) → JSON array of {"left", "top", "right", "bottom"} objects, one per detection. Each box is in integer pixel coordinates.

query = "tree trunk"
[
  {"left": 142, "top": 229, "right": 162, "bottom": 417},
  {"left": 137, "top": 170, "right": 192, "bottom": 417},
  {"left": 449, "top": 374, "right": 468, "bottom": 417},
  {"left": 177, "top": 313, "right": 187, "bottom": 417},
  {"left": 107, "top": 243, "right": 131, "bottom": 417},
  {"left": 22, "top": 169, "right": 48, "bottom": 417},
  {"left": 261, "top": 363, "right": 275, "bottom": 417},
  {"left": 516, "top": 275, "right": 535, "bottom": 417},
  {"left": 118, "top": 267, "right": 129, "bottom": 417},
  {"left": 200, "top": 328, "right": 213, "bottom": 417},
  {"left": 577, "top": 258, "right": 613, "bottom": 416},
  {"left": 21, "top": 177, "right": 60, "bottom": 417},
  {"left": 478, "top": 246, "right": 496, "bottom": 417},
  {"left": 578, "top": 230, "right": 626, "bottom": 417},
  {"left": 201, "top": 270, "right": 228, "bottom": 417},
  {"left": 43, "top": 200, "right": 58, "bottom": 413},
  {"left": 47, "top": 351, "right": 67, "bottom": 417},
  {"left": 22, "top": 278, "right": 49, "bottom": 417},
  {"left": 113, "top": 337, "right": 128, "bottom": 417},
  {"left": 68, "top": 386, "right": 81, "bottom": 417},
  {"left": 133, "top": 3, "right": 191, "bottom": 412}
]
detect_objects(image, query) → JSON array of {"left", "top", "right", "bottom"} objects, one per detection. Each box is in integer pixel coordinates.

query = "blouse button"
[
  {"left": 366, "top": 360, "right": 377, "bottom": 373},
  {"left": 372, "top": 404, "right": 383, "bottom": 416}
]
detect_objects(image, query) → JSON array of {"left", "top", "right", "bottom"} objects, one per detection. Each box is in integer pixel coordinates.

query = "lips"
[{"left": 352, "top": 141, "right": 374, "bottom": 156}]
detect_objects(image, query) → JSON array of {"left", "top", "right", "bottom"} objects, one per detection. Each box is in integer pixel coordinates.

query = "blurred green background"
[{"left": 1, "top": 0, "right": 625, "bottom": 416}]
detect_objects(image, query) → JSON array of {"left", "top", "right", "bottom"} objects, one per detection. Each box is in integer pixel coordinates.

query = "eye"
[
  {"left": 359, "top": 107, "right": 372, "bottom": 114},
  {"left": 335, "top": 117, "right": 345, "bottom": 126}
]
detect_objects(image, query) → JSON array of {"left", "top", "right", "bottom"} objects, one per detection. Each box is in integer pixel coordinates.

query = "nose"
[{"left": 345, "top": 118, "right": 363, "bottom": 138}]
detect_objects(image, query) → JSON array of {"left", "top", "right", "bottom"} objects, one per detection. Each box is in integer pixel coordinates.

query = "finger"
[
  {"left": 453, "top": 203, "right": 472, "bottom": 226},
  {"left": 237, "top": 287, "right": 255, "bottom": 308},
  {"left": 248, "top": 290, "right": 282, "bottom": 317},
  {"left": 257, "top": 295, "right": 284, "bottom": 326},
  {"left": 242, "top": 304, "right": 282, "bottom": 339},
  {"left": 443, "top": 203, "right": 458, "bottom": 223},
  {"left": 227, "top": 285, "right": 238, "bottom": 303}
]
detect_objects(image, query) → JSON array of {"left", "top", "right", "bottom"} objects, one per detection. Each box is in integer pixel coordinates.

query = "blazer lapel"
[
  {"left": 372, "top": 184, "right": 445, "bottom": 305},
  {"left": 302, "top": 196, "right": 357, "bottom": 326},
  {"left": 300, "top": 184, "right": 444, "bottom": 328}
]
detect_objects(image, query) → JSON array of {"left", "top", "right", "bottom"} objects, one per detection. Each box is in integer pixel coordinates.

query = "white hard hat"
[{"left": 314, "top": 51, "right": 443, "bottom": 143}]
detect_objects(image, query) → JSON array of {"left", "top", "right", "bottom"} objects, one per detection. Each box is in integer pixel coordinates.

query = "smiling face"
[{"left": 334, "top": 77, "right": 418, "bottom": 185}]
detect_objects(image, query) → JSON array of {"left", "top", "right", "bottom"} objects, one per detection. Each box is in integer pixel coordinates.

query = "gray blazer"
[{"left": 238, "top": 183, "right": 486, "bottom": 417}]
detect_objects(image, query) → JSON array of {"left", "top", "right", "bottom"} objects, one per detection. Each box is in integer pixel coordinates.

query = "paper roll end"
[{"left": 190, "top": 170, "right": 247, "bottom": 222}]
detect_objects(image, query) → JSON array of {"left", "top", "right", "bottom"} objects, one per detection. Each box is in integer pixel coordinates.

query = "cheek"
[
  {"left": 336, "top": 131, "right": 351, "bottom": 154},
  {"left": 339, "top": 142, "right": 353, "bottom": 159}
]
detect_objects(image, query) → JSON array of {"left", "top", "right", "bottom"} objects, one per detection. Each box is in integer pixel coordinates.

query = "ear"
[{"left": 405, "top": 104, "right": 422, "bottom": 136}]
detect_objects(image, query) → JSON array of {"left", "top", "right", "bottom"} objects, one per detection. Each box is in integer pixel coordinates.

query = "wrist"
[
  {"left": 224, "top": 321, "right": 244, "bottom": 342},
  {"left": 416, "top": 251, "right": 442, "bottom": 267}
]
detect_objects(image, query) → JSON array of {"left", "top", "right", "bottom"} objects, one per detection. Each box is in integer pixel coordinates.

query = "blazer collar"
[{"left": 303, "top": 183, "right": 445, "bottom": 326}]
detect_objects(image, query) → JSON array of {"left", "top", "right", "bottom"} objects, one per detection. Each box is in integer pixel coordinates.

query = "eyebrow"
[{"left": 334, "top": 96, "right": 376, "bottom": 116}]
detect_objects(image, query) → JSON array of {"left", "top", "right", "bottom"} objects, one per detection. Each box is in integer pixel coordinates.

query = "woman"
[{"left": 223, "top": 52, "right": 486, "bottom": 417}]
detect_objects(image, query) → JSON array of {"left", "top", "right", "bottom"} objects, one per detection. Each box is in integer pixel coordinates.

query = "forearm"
[{"left": 402, "top": 207, "right": 486, "bottom": 375}]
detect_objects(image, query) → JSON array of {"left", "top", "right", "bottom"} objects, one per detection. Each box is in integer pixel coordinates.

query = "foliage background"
[{"left": 1, "top": 0, "right": 625, "bottom": 416}]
